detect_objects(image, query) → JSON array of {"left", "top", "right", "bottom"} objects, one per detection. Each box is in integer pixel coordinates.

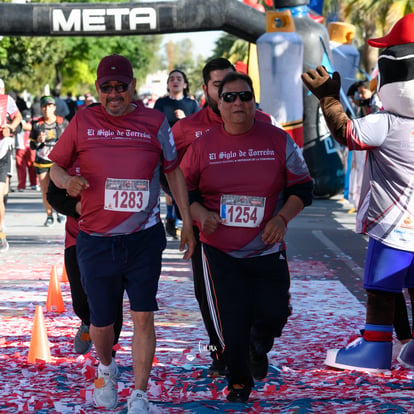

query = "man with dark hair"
[
  {"left": 51, "top": 88, "right": 70, "bottom": 120},
  {"left": 154, "top": 69, "right": 199, "bottom": 239},
  {"left": 172, "top": 58, "right": 279, "bottom": 377},
  {"left": 181, "top": 71, "right": 313, "bottom": 402}
]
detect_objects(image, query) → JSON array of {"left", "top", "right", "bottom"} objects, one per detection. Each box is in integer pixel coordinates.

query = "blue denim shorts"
[
  {"left": 363, "top": 237, "right": 414, "bottom": 293},
  {"left": 76, "top": 222, "right": 166, "bottom": 327}
]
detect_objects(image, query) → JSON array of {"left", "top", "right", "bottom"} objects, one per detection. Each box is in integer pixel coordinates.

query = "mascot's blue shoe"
[
  {"left": 398, "top": 339, "right": 414, "bottom": 369},
  {"left": 325, "top": 337, "right": 392, "bottom": 373}
]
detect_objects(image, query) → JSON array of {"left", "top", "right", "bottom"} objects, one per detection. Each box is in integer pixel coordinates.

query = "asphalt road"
[{"left": 1, "top": 181, "right": 368, "bottom": 303}]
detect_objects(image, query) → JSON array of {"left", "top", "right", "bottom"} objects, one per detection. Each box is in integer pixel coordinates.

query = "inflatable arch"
[{"left": 0, "top": 0, "right": 265, "bottom": 40}]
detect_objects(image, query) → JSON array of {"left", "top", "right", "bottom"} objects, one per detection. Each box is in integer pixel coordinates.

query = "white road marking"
[{"left": 312, "top": 230, "right": 364, "bottom": 279}]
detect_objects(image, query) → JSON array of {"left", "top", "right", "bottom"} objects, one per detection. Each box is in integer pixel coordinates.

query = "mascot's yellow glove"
[{"left": 301, "top": 65, "right": 341, "bottom": 101}]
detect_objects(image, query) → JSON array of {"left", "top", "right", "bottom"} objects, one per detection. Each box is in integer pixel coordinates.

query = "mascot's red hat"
[{"left": 368, "top": 13, "right": 414, "bottom": 48}]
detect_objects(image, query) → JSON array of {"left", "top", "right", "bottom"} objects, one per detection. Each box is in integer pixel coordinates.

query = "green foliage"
[
  {"left": 186, "top": 57, "right": 208, "bottom": 98},
  {"left": 208, "top": 33, "right": 249, "bottom": 68},
  {"left": 0, "top": 33, "right": 161, "bottom": 96}
]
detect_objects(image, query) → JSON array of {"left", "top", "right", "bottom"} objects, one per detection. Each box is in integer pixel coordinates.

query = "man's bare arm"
[{"left": 165, "top": 167, "right": 196, "bottom": 260}]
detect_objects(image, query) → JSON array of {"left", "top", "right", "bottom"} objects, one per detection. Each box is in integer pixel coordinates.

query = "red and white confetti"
[{"left": 1, "top": 247, "right": 414, "bottom": 413}]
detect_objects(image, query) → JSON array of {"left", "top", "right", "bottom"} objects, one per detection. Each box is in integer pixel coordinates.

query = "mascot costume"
[{"left": 302, "top": 13, "right": 414, "bottom": 372}]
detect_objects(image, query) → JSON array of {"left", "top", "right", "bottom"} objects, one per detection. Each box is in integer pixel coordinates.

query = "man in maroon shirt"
[
  {"left": 181, "top": 71, "right": 313, "bottom": 402},
  {"left": 172, "top": 58, "right": 280, "bottom": 378}
]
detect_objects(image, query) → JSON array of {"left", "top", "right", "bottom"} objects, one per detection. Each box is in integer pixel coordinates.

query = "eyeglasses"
[
  {"left": 100, "top": 83, "right": 129, "bottom": 94},
  {"left": 220, "top": 91, "right": 253, "bottom": 103}
]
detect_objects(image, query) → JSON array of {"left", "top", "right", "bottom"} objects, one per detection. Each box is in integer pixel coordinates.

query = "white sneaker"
[
  {"left": 127, "top": 389, "right": 150, "bottom": 413},
  {"left": 93, "top": 361, "right": 119, "bottom": 409}
]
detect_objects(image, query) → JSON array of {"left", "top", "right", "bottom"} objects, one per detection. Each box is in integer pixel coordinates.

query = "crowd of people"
[
  {"left": 0, "top": 87, "right": 98, "bottom": 237},
  {"left": 1, "top": 12, "right": 414, "bottom": 413}
]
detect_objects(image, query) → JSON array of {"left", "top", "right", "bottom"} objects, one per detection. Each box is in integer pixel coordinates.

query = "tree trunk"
[{"left": 362, "top": 21, "right": 379, "bottom": 75}]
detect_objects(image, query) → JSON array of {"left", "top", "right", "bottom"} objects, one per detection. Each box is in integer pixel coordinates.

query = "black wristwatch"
[{"left": 8, "top": 127, "right": 14, "bottom": 135}]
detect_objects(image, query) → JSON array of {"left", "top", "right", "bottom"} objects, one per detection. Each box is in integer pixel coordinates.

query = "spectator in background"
[
  {"left": 354, "top": 80, "right": 382, "bottom": 116},
  {"left": 65, "top": 92, "right": 78, "bottom": 121},
  {"left": 154, "top": 70, "right": 199, "bottom": 127},
  {"left": 78, "top": 93, "right": 95, "bottom": 110},
  {"left": 10, "top": 91, "right": 28, "bottom": 113},
  {"left": 142, "top": 93, "right": 157, "bottom": 108},
  {"left": 52, "top": 88, "right": 70, "bottom": 120},
  {"left": 0, "top": 78, "right": 22, "bottom": 252},
  {"left": 30, "top": 96, "right": 69, "bottom": 227},
  {"left": 15, "top": 109, "right": 37, "bottom": 191},
  {"left": 31, "top": 96, "right": 42, "bottom": 122},
  {"left": 154, "top": 69, "right": 199, "bottom": 239}
]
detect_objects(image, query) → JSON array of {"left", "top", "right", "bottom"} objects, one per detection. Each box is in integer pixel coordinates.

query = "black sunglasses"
[
  {"left": 220, "top": 91, "right": 254, "bottom": 103},
  {"left": 100, "top": 83, "right": 129, "bottom": 94}
]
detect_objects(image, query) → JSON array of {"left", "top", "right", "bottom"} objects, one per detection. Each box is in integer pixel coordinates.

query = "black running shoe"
[
  {"left": 207, "top": 357, "right": 227, "bottom": 377},
  {"left": 44, "top": 215, "right": 54, "bottom": 227},
  {"left": 165, "top": 218, "right": 177, "bottom": 239},
  {"left": 250, "top": 347, "right": 268, "bottom": 380},
  {"left": 56, "top": 213, "right": 66, "bottom": 223},
  {"left": 0, "top": 232, "right": 9, "bottom": 253},
  {"left": 225, "top": 385, "right": 251, "bottom": 403}
]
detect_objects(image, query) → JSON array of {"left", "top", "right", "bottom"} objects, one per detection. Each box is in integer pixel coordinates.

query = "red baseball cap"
[
  {"left": 97, "top": 54, "right": 133, "bottom": 86},
  {"left": 368, "top": 13, "right": 414, "bottom": 48}
]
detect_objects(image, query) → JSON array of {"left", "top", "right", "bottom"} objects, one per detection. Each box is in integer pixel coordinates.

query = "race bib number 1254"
[{"left": 220, "top": 194, "right": 265, "bottom": 228}]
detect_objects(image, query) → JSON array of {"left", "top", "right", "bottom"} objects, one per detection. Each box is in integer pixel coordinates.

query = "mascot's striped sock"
[{"left": 362, "top": 324, "right": 393, "bottom": 342}]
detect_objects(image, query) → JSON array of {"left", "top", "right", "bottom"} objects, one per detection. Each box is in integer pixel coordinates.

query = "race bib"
[
  {"left": 37, "top": 144, "right": 54, "bottom": 162},
  {"left": 391, "top": 213, "right": 414, "bottom": 246},
  {"left": 104, "top": 178, "right": 149, "bottom": 212},
  {"left": 220, "top": 194, "right": 265, "bottom": 228},
  {"left": 388, "top": 189, "right": 414, "bottom": 248}
]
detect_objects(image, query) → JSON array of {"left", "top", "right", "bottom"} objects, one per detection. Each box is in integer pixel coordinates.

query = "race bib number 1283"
[{"left": 104, "top": 178, "right": 149, "bottom": 212}]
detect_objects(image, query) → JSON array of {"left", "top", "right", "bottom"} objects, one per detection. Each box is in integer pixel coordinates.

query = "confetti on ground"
[{"left": 1, "top": 249, "right": 414, "bottom": 414}]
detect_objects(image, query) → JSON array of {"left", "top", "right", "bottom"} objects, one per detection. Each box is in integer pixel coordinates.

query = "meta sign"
[{"left": 51, "top": 7, "right": 157, "bottom": 34}]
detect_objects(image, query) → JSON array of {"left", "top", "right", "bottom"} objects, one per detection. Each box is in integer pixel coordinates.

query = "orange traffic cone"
[
  {"left": 27, "top": 305, "right": 51, "bottom": 363},
  {"left": 61, "top": 263, "right": 69, "bottom": 283},
  {"left": 46, "top": 265, "right": 65, "bottom": 313}
]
